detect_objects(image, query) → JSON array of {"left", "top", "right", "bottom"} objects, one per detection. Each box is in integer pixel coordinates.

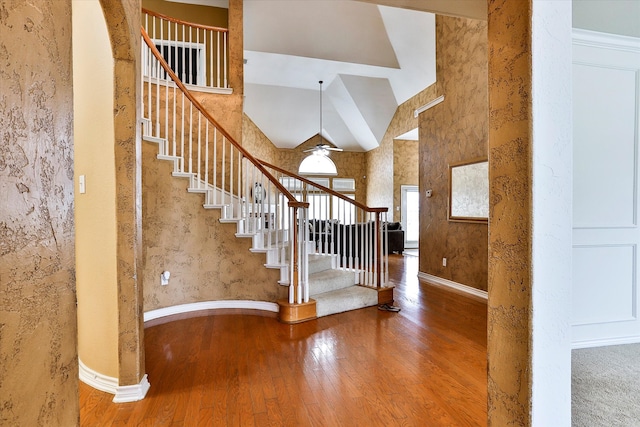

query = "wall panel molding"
[
  {"left": 572, "top": 30, "right": 640, "bottom": 348},
  {"left": 572, "top": 244, "right": 637, "bottom": 326},
  {"left": 572, "top": 63, "right": 638, "bottom": 229}
]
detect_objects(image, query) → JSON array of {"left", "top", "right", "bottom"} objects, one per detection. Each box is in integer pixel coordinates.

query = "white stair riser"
[
  {"left": 314, "top": 286, "right": 379, "bottom": 318},
  {"left": 308, "top": 255, "right": 333, "bottom": 275}
]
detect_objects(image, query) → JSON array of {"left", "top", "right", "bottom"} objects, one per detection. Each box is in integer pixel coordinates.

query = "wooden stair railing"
[
  {"left": 258, "top": 161, "right": 391, "bottom": 293},
  {"left": 141, "top": 26, "right": 312, "bottom": 315},
  {"left": 142, "top": 8, "right": 229, "bottom": 91}
]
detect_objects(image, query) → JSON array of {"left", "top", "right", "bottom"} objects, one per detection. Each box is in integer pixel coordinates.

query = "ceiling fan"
[
  {"left": 303, "top": 81, "right": 343, "bottom": 155},
  {"left": 303, "top": 143, "right": 343, "bottom": 153}
]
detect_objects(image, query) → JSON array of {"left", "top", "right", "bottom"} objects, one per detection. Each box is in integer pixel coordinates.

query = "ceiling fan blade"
[{"left": 302, "top": 143, "right": 343, "bottom": 154}]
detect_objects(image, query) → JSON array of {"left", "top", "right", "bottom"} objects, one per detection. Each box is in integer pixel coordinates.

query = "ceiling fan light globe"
[{"left": 298, "top": 152, "right": 337, "bottom": 176}]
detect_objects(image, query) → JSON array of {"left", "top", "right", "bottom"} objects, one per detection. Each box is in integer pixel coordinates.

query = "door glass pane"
[{"left": 406, "top": 190, "right": 419, "bottom": 243}]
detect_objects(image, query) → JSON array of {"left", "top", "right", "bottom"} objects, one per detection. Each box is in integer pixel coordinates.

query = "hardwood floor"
[{"left": 80, "top": 254, "right": 488, "bottom": 426}]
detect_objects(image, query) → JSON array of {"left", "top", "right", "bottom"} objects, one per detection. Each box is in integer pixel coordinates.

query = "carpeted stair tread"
[
  {"left": 309, "top": 269, "right": 357, "bottom": 296},
  {"left": 314, "top": 286, "right": 379, "bottom": 318},
  {"left": 308, "top": 254, "right": 333, "bottom": 275}
]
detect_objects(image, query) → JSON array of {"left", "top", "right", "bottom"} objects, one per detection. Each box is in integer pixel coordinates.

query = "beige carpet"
[{"left": 572, "top": 343, "right": 640, "bottom": 426}]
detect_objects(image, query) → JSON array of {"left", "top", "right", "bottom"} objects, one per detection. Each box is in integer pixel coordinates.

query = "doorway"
[{"left": 401, "top": 185, "right": 419, "bottom": 249}]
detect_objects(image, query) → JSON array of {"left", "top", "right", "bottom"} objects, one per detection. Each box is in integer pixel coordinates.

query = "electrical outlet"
[
  {"left": 161, "top": 271, "right": 170, "bottom": 286},
  {"left": 442, "top": 257, "right": 447, "bottom": 267}
]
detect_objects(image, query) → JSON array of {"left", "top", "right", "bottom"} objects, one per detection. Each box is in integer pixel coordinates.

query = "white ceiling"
[
  {"left": 243, "top": 1, "right": 436, "bottom": 151},
  {"left": 169, "top": 0, "right": 487, "bottom": 151},
  {"left": 170, "top": 0, "right": 636, "bottom": 149}
]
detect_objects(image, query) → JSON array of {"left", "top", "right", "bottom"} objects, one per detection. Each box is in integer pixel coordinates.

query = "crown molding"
[{"left": 573, "top": 28, "right": 640, "bottom": 54}]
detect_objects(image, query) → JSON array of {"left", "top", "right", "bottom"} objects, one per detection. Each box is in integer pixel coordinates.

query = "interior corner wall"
[
  {"left": 243, "top": 113, "right": 279, "bottom": 164},
  {"left": 366, "top": 84, "right": 438, "bottom": 219},
  {"left": 0, "top": 1, "right": 78, "bottom": 425},
  {"left": 418, "top": 15, "right": 488, "bottom": 291},
  {"left": 72, "top": 0, "right": 120, "bottom": 380}
]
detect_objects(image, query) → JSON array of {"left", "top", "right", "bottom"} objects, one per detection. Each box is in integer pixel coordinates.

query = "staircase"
[{"left": 140, "top": 10, "right": 392, "bottom": 322}]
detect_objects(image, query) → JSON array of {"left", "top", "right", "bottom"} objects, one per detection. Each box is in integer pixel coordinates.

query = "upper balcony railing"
[{"left": 142, "top": 8, "right": 229, "bottom": 92}]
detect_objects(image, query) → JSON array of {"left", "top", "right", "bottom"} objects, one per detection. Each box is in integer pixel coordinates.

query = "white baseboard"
[
  {"left": 79, "top": 359, "right": 119, "bottom": 395},
  {"left": 79, "top": 359, "right": 150, "bottom": 403},
  {"left": 113, "top": 374, "right": 150, "bottom": 403},
  {"left": 572, "top": 336, "right": 640, "bottom": 350},
  {"left": 144, "top": 300, "right": 279, "bottom": 323},
  {"left": 417, "top": 272, "right": 488, "bottom": 300}
]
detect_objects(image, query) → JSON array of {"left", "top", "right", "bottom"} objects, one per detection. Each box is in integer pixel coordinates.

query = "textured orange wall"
[
  {"left": 487, "top": 0, "right": 533, "bottom": 424},
  {"left": 418, "top": 15, "right": 489, "bottom": 291},
  {"left": 0, "top": 1, "right": 78, "bottom": 425},
  {"left": 393, "top": 139, "right": 419, "bottom": 215},
  {"left": 243, "top": 114, "right": 279, "bottom": 165}
]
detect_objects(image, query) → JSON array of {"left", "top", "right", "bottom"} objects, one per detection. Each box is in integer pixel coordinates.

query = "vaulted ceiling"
[
  {"left": 243, "top": 1, "right": 437, "bottom": 151},
  {"left": 169, "top": 0, "right": 487, "bottom": 151}
]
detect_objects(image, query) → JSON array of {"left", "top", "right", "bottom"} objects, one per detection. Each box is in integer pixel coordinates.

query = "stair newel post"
[
  {"left": 299, "top": 206, "right": 309, "bottom": 303},
  {"left": 290, "top": 204, "right": 299, "bottom": 304},
  {"left": 278, "top": 200, "right": 315, "bottom": 323},
  {"left": 374, "top": 211, "right": 382, "bottom": 288}
]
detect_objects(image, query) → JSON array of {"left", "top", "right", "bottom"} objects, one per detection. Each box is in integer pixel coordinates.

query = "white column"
[{"left": 531, "top": 0, "right": 573, "bottom": 425}]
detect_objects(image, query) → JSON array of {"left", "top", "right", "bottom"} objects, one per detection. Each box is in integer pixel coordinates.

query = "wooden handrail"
[
  {"left": 142, "top": 8, "right": 228, "bottom": 33},
  {"left": 258, "top": 160, "right": 388, "bottom": 214},
  {"left": 141, "top": 26, "right": 301, "bottom": 207}
]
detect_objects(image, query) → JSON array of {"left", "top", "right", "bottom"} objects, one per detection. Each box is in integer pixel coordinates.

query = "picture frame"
[{"left": 448, "top": 158, "right": 489, "bottom": 223}]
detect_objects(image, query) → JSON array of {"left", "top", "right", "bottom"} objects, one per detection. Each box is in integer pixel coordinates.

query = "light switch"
[{"left": 79, "top": 175, "right": 86, "bottom": 194}]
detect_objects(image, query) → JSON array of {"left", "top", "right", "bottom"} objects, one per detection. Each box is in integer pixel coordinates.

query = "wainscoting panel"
[
  {"left": 573, "top": 63, "right": 637, "bottom": 229},
  {"left": 572, "top": 30, "right": 640, "bottom": 348},
  {"left": 572, "top": 245, "right": 636, "bottom": 326}
]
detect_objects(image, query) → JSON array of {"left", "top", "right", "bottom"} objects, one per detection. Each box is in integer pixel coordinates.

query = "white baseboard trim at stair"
[
  {"left": 417, "top": 272, "right": 488, "bottom": 300},
  {"left": 572, "top": 336, "right": 640, "bottom": 350},
  {"left": 79, "top": 359, "right": 150, "bottom": 403},
  {"left": 144, "top": 300, "right": 279, "bottom": 322}
]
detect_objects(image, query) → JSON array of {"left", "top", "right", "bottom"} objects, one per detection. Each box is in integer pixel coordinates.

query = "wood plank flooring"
[{"left": 80, "top": 254, "right": 487, "bottom": 426}]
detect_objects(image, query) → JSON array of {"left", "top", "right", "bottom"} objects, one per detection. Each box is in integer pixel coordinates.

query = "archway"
[{"left": 74, "top": 0, "right": 146, "bottom": 399}]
